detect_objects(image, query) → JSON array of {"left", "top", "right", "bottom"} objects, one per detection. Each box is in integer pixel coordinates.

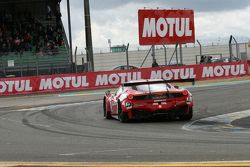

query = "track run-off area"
[{"left": 0, "top": 79, "right": 250, "bottom": 166}]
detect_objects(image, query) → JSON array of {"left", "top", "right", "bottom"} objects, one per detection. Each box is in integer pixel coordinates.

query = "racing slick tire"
[
  {"left": 118, "top": 101, "right": 129, "bottom": 123},
  {"left": 181, "top": 107, "right": 193, "bottom": 121},
  {"left": 103, "top": 97, "right": 111, "bottom": 119}
]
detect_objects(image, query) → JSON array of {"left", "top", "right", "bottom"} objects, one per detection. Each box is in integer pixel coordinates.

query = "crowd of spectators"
[{"left": 0, "top": 0, "right": 64, "bottom": 57}]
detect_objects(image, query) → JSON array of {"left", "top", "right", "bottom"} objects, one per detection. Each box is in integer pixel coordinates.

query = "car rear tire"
[
  {"left": 103, "top": 98, "right": 111, "bottom": 119},
  {"left": 181, "top": 107, "right": 193, "bottom": 120},
  {"left": 118, "top": 101, "right": 128, "bottom": 123}
]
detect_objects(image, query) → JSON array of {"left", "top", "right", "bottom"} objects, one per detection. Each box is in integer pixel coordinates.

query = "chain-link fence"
[{"left": 75, "top": 43, "right": 249, "bottom": 72}]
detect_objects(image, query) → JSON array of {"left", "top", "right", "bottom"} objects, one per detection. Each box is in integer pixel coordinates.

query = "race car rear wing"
[{"left": 123, "top": 78, "right": 195, "bottom": 87}]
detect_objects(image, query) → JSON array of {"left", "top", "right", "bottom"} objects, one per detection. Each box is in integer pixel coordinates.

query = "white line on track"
[
  {"left": 1, "top": 100, "right": 101, "bottom": 128},
  {"left": 12, "top": 100, "right": 102, "bottom": 112},
  {"left": 1, "top": 161, "right": 250, "bottom": 167},
  {"left": 59, "top": 148, "right": 143, "bottom": 156}
]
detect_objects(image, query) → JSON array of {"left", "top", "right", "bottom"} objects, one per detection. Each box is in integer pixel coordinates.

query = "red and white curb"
[{"left": 183, "top": 110, "right": 250, "bottom": 133}]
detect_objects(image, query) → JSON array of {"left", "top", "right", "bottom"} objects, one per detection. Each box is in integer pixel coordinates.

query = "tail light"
[
  {"left": 186, "top": 95, "right": 193, "bottom": 104},
  {"left": 127, "top": 94, "right": 134, "bottom": 100},
  {"left": 182, "top": 90, "right": 188, "bottom": 96}
]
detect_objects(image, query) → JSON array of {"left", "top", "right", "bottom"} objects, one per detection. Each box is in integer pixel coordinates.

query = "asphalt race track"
[{"left": 0, "top": 81, "right": 250, "bottom": 163}]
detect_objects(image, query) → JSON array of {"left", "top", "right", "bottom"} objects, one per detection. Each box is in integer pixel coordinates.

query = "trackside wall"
[{"left": 0, "top": 62, "right": 248, "bottom": 96}]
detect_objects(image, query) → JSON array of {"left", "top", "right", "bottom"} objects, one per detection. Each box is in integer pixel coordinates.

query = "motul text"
[
  {"left": 0, "top": 62, "right": 248, "bottom": 96},
  {"left": 138, "top": 9, "right": 195, "bottom": 45}
]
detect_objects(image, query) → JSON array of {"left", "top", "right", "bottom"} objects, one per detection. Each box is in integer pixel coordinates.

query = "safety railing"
[{"left": 0, "top": 49, "right": 71, "bottom": 78}]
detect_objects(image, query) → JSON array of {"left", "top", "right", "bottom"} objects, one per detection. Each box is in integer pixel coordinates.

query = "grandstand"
[{"left": 0, "top": 0, "right": 71, "bottom": 77}]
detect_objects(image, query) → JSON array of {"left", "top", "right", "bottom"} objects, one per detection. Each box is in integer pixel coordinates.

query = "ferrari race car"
[{"left": 103, "top": 79, "right": 193, "bottom": 122}]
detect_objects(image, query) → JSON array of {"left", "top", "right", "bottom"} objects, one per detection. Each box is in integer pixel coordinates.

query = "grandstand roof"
[
  {"left": 0, "top": 0, "right": 51, "bottom": 4},
  {"left": 0, "top": 0, "right": 58, "bottom": 16},
  {"left": 0, "top": 0, "right": 58, "bottom": 6}
]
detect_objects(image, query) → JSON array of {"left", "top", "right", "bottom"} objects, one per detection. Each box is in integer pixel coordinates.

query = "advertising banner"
[
  {"left": 138, "top": 9, "right": 195, "bottom": 45},
  {"left": 0, "top": 62, "right": 248, "bottom": 96}
]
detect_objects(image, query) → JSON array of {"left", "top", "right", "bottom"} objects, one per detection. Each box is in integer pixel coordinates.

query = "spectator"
[
  {"left": 44, "top": 34, "right": 49, "bottom": 44},
  {"left": 13, "top": 36, "right": 21, "bottom": 54},
  {"left": 0, "top": 27, "right": 3, "bottom": 38},
  {"left": 0, "top": 8, "right": 64, "bottom": 57},
  {"left": 0, "top": 38, "right": 3, "bottom": 56},
  {"left": 55, "top": 3, "right": 62, "bottom": 24},
  {"left": 56, "top": 33, "right": 64, "bottom": 46},
  {"left": 152, "top": 59, "right": 159, "bottom": 67},
  {"left": 208, "top": 56, "right": 212, "bottom": 63},
  {"left": 51, "top": 42, "right": 59, "bottom": 55},
  {"left": 19, "top": 38, "right": 25, "bottom": 54},
  {"left": 38, "top": 24, "right": 45, "bottom": 39},
  {"left": 24, "top": 32, "right": 32, "bottom": 51},
  {"left": 46, "top": 25, "right": 54, "bottom": 41},
  {"left": 47, "top": 5, "right": 52, "bottom": 20},
  {"left": 35, "top": 39, "right": 43, "bottom": 56},
  {"left": 43, "top": 41, "right": 50, "bottom": 55},
  {"left": 200, "top": 55, "right": 205, "bottom": 64},
  {"left": 2, "top": 39, "right": 10, "bottom": 55},
  {"left": 8, "top": 37, "right": 14, "bottom": 52},
  {"left": 6, "top": 39, "right": 11, "bottom": 53},
  {"left": 26, "top": 23, "right": 34, "bottom": 35}
]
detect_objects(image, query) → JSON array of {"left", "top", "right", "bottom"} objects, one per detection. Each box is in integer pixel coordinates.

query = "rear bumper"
[{"left": 130, "top": 104, "right": 192, "bottom": 119}]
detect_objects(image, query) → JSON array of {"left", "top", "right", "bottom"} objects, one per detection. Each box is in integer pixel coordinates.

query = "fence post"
[
  {"left": 74, "top": 46, "right": 78, "bottom": 73},
  {"left": 20, "top": 53, "right": 23, "bottom": 77},
  {"left": 36, "top": 53, "right": 39, "bottom": 76},
  {"left": 176, "top": 43, "right": 179, "bottom": 65},
  {"left": 179, "top": 44, "right": 183, "bottom": 65},
  {"left": 197, "top": 40, "right": 202, "bottom": 55},
  {"left": 163, "top": 45, "right": 167, "bottom": 66},
  {"left": 140, "top": 46, "right": 153, "bottom": 67},
  {"left": 126, "top": 43, "right": 129, "bottom": 70}
]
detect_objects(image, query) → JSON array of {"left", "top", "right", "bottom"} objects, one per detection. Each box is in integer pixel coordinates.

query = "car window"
[
  {"left": 129, "top": 83, "right": 170, "bottom": 92},
  {"left": 149, "top": 83, "right": 171, "bottom": 92}
]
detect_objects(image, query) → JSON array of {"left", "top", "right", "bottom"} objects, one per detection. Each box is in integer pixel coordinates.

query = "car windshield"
[{"left": 128, "top": 83, "right": 170, "bottom": 92}]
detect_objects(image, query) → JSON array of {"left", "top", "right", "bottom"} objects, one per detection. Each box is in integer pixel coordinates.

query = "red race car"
[{"left": 103, "top": 79, "right": 194, "bottom": 122}]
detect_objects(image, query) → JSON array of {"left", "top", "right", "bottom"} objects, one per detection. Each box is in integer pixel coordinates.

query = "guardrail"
[
  {"left": 0, "top": 61, "right": 248, "bottom": 96},
  {"left": 0, "top": 49, "right": 71, "bottom": 77}
]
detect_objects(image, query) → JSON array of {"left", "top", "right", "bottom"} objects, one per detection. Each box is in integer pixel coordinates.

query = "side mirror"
[{"left": 174, "top": 85, "right": 179, "bottom": 89}]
